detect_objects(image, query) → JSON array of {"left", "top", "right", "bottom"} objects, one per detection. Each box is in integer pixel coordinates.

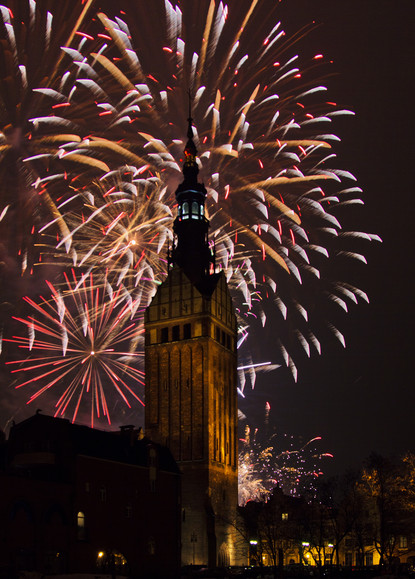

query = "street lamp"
[
  {"left": 300, "top": 542, "right": 310, "bottom": 566},
  {"left": 249, "top": 539, "right": 259, "bottom": 566}
]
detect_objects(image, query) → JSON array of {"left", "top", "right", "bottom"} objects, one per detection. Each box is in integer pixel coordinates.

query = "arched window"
[
  {"left": 148, "top": 537, "right": 156, "bottom": 556},
  {"left": 191, "top": 201, "right": 199, "bottom": 219},
  {"left": 182, "top": 202, "right": 190, "bottom": 219},
  {"left": 99, "top": 486, "right": 107, "bottom": 502},
  {"left": 77, "top": 511, "right": 86, "bottom": 540}
]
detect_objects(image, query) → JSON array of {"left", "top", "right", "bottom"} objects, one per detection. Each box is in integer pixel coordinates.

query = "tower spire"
[
  {"left": 183, "top": 91, "right": 198, "bottom": 184},
  {"left": 187, "top": 88, "right": 193, "bottom": 139},
  {"left": 170, "top": 111, "right": 214, "bottom": 284}
]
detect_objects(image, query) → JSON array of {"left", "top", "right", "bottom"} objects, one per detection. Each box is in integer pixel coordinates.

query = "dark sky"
[{"left": 240, "top": 0, "right": 415, "bottom": 475}]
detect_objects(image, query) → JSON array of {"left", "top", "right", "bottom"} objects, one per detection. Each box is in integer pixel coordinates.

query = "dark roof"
[
  {"left": 194, "top": 272, "right": 222, "bottom": 297},
  {"left": 8, "top": 413, "right": 179, "bottom": 475}
]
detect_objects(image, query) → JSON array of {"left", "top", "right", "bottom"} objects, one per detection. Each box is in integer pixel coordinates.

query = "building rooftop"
[{"left": 7, "top": 412, "right": 180, "bottom": 475}]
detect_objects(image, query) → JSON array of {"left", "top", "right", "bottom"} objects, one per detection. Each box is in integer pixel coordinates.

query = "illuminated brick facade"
[{"left": 145, "top": 267, "right": 238, "bottom": 566}]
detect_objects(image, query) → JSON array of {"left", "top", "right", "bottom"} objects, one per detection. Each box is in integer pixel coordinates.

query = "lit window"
[
  {"left": 77, "top": 511, "right": 86, "bottom": 540},
  {"left": 399, "top": 536, "right": 407, "bottom": 549},
  {"left": 282, "top": 513, "right": 288, "bottom": 521},
  {"left": 77, "top": 511, "right": 85, "bottom": 528},
  {"left": 191, "top": 201, "right": 199, "bottom": 219},
  {"left": 182, "top": 202, "right": 190, "bottom": 219}
]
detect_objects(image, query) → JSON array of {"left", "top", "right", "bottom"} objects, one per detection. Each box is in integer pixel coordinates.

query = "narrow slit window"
[
  {"left": 183, "top": 323, "right": 191, "bottom": 340},
  {"left": 172, "top": 325, "right": 180, "bottom": 341}
]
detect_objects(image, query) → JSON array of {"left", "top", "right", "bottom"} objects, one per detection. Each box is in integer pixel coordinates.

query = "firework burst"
[
  {"left": 1, "top": 1, "right": 382, "bottom": 428},
  {"left": 0, "top": 0, "right": 98, "bottom": 277},
  {"left": 239, "top": 421, "right": 333, "bottom": 505},
  {"left": 31, "top": 0, "right": 381, "bottom": 382},
  {"left": 38, "top": 169, "right": 173, "bottom": 301},
  {"left": 5, "top": 269, "right": 145, "bottom": 427}
]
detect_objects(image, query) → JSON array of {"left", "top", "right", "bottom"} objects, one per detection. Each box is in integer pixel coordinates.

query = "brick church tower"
[{"left": 144, "top": 119, "right": 239, "bottom": 567}]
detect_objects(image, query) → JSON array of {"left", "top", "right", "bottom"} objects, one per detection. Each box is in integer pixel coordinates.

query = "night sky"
[
  {"left": 239, "top": 0, "right": 415, "bottom": 475},
  {"left": 0, "top": 1, "right": 414, "bottom": 478}
]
